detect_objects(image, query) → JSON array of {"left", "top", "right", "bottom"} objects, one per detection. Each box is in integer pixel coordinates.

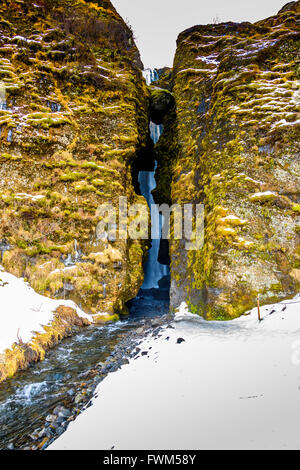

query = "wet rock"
[
  {"left": 152, "top": 327, "right": 161, "bottom": 337},
  {"left": 38, "top": 437, "right": 49, "bottom": 449},
  {"left": 50, "top": 422, "right": 59, "bottom": 430},
  {"left": 74, "top": 393, "right": 85, "bottom": 404},
  {"left": 97, "top": 361, "right": 105, "bottom": 369},
  {"left": 53, "top": 405, "right": 71, "bottom": 418},
  {"left": 38, "top": 428, "right": 47, "bottom": 438},
  {"left": 49, "top": 373, "right": 64, "bottom": 381},
  {"left": 78, "top": 370, "right": 91, "bottom": 379},
  {"left": 56, "top": 416, "right": 65, "bottom": 425},
  {"left": 56, "top": 427, "right": 65, "bottom": 437},
  {"left": 45, "top": 414, "right": 56, "bottom": 423},
  {"left": 45, "top": 428, "right": 56, "bottom": 438}
]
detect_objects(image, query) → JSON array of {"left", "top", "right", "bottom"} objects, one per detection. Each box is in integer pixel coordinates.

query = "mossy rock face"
[
  {"left": 0, "top": 0, "right": 149, "bottom": 320},
  {"left": 156, "top": 2, "right": 300, "bottom": 319},
  {"left": 149, "top": 87, "right": 175, "bottom": 125},
  {"left": 151, "top": 67, "right": 173, "bottom": 91}
]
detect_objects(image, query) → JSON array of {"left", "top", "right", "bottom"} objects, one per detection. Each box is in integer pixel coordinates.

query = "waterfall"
[
  {"left": 143, "top": 68, "right": 159, "bottom": 86},
  {"left": 139, "top": 69, "right": 169, "bottom": 290}
]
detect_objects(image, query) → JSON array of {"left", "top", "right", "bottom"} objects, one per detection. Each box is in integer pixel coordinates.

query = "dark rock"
[
  {"left": 56, "top": 416, "right": 65, "bottom": 425},
  {"left": 149, "top": 88, "right": 175, "bottom": 125},
  {"left": 97, "top": 361, "right": 105, "bottom": 369},
  {"left": 56, "top": 427, "right": 65, "bottom": 437},
  {"left": 177, "top": 337, "right": 185, "bottom": 344},
  {"left": 45, "top": 428, "right": 55, "bottom": 438},
  {"left": 158, "top": 239, "right": 171, "bottom": 266}
]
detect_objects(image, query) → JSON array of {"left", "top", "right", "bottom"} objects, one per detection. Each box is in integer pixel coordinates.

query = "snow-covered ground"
[
  {"left": 0, "top": 267, "right": 92, "bottom": 355},
  {"left": 50, "top": 295, "right": 300, "bottom": 450}
]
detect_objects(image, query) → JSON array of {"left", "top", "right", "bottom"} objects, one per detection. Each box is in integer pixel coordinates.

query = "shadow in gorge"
[
  {"left": 128, "top": 68, "right": 173, "bottom": 320},
  {"left": 127, "top": 274, "right": 171, "bottom": 320}
]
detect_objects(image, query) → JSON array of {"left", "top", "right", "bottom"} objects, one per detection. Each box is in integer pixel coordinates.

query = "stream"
[{"left": 0, "top": 296, "right": 169, "bottom": 450}]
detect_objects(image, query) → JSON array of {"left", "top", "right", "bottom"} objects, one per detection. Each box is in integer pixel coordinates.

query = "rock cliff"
[
  {"left": 0, "top": 0, "right": 299, "bottom": 326},
  {"left": 155, "top": 1, "right": 300, "bottom": 319},
  {"left": 0, "top": 0, "right": 149, "bottom": 321}
]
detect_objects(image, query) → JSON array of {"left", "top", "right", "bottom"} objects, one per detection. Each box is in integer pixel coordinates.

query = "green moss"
[
  {"left": 1, "top": 152, "right": 21, "bottom": 161},
  {"left": 26, "top": 113, "right": 71, "bottom": 128},
  {"left": 60, "top": 172, "right": 86, "bottom": 182},
  {"left": 292, "top": 204, "right": 300, "bottom": 213},
  {"left": 93, "top": 313, "right": 119, "bottom": 323},
  {"left": 74, "top": 181, "right": 96, "bottom": 193},
  {"left": 270, "top": 283, "right": 282, "bottom": 292}
]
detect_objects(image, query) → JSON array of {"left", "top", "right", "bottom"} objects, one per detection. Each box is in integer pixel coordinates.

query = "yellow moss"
[
  {"left": 216, "top": 226, "right": 237, "bottom": 237},
  {"left": 292, "top": 204, "right": 300, "bottom": 213},
  {"left": 87, "top": 252, "right": 110, "bottom": 265},
  {"left": 2, "top": 249, "right": 26, "bottom": 277},
  {"left": 217, "top": 215, "right": 248, "bottom": 226},
  {"left": 92, "top": 313, "right": 119, "bottom": 323}
]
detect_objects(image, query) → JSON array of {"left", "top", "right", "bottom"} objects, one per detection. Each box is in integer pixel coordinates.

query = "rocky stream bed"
[{"left": 0, "top": 294, "right": 172, "bottom": 450}]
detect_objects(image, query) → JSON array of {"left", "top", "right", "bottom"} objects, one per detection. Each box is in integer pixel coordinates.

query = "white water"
[
  {"left": 139, "top": 69, "right": 169, "bottom": 289},
  {"left": 143, "top": 68, "right": 159, "bottom": 86}
]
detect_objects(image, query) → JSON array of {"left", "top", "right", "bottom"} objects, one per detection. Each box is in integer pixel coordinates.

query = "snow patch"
[
  {"left": 0, "top": 267, "right": 92, "bottom": 354},
  {"left": 49, "top": 294, "right": 300, "bottom": 450}
]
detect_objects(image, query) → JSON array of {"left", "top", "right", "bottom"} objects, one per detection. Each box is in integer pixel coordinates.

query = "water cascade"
[{"left": 138, "top": 69, "right": 169, "bottom": 290}]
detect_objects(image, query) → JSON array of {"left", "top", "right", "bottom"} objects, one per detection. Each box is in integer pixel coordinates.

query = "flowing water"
[
  {"left": 0, "top": 68, "right": 170, "bottom": 450},
  {"left": 140, "top": 68, "right": 170, "bottom": 290},
  {"left": 0, "top": 306, "right": 168, "bottom": 450}
]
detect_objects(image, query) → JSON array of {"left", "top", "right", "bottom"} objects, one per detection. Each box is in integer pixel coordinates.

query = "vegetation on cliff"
[
  {"left": 0, "top": 0, "right": 150, "bottom": 320},
  {"left": 0, "top": 0, "right": 299, "bottom": 332},
  {"left": 155, "top": 1, "right": 300, "bottom": 319}
]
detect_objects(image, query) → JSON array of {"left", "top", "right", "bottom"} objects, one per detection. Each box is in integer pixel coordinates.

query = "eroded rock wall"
[
  {"left": 156, "top": 1, "right": 300, "bottom": 319},
  {"left": 0, "top": 0, "right": 149, "bottom": 320}
]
